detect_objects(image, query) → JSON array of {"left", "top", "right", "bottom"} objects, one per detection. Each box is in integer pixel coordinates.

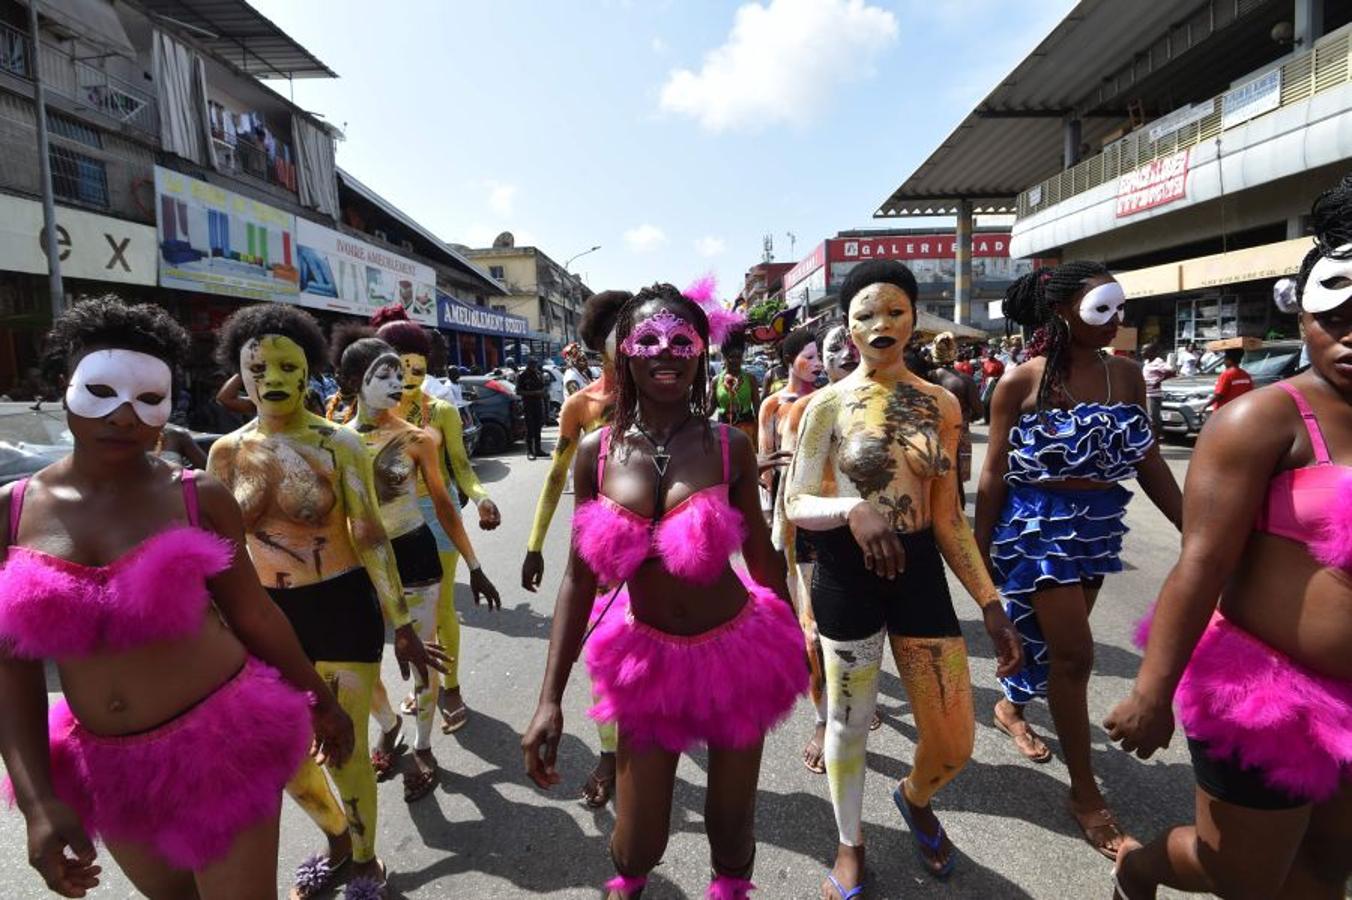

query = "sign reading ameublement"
[
  {"left": 1116, "top": 150, "right": 1190, "bottom": 218},
  {"left": 154, "top": 165, "right": 298, "bottom": 302},
  {"left": 296, "top": 220, "right": 437, "bottom": 325}
]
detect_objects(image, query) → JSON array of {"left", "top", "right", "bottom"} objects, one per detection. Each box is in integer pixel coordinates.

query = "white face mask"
[
  {"left": 1078, "top": 281, "right": 1127, "bottom": 326},
  {"left": 1302, "top": 243, "right": 1352, "bottom": 314},
  {"left": 361, "top": 353, "right": 404, "bottom": 412},
  {"left": 65, "top": 349, "right": 172, "bottom": 426}
]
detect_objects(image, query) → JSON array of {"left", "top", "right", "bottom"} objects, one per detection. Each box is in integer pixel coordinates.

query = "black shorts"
[
  {"left": 267, "top": 567, "right": 385, "bottom": 664},
  {"left": 1188, "top": 737, "right": 1305, "bottom": 810},
  {"left": 810, "top": 526, "right": 961, "bottom": 641},
  {"left": 390, "top": 523, "right": 444, "bottom": 587}
]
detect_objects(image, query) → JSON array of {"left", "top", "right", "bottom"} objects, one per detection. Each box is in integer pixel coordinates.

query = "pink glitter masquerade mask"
[{"left": 620, "top": 308, "right": 705, "bottom": 358}]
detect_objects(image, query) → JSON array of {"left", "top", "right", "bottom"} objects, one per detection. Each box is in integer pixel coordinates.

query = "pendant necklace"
[{"left": 633, "top": 412, "right": 692, "bottom": 480}]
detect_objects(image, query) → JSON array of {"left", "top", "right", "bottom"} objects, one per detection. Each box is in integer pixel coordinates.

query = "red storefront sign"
[
  {"left": 826, "top": 233, "right": 1011, "bottom": 263},
  {"left": 782, "top": 241, "right": 827, "bottom": 292},
  {"left": 1116, "top": 149, "right": 1190, "bottom": 218}
]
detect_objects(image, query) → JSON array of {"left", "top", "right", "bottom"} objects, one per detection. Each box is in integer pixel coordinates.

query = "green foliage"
[{"left": 747, "top": 298, "right": 784, "bottom": 326}]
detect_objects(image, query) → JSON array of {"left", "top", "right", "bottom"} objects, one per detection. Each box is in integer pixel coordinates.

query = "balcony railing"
[
  {"left": 211, "top": 134, "right": 298, "bottom": 193},
  {"left": 1017, "top": 27, "right": 1352, "bottom": 218},
  {"left": 0, "top": 20, "right": 158, "bottom": 140}
]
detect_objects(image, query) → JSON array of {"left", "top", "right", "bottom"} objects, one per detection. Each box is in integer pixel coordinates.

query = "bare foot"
[
  {"left": 377, "top": 718, "right": 405, "bottom": 755},
  {"left": 821, "top": 843, "right": 865, "bottom": 898},
  {"left": 898, "top": 780, "right": 955, "bottom": 877},
  {"left": 802, "top": 723, "right": 826, "bottom": 774},
  {"left": 582, "top": 751, "right": 617, "bottom": 807},
  {"left": 403, "top": 748, "right": 439, "bottom": 803}
]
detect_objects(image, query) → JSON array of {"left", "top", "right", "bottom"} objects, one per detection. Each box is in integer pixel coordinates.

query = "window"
[
  {"left": 50, "top": 145, "right": 109, "bottom": 208},
  {"left": 49, "top": 113, "right": 103, "bottom": 149},
  {"left": 489, "top": 265, "right": 505, "bottom": 280}
]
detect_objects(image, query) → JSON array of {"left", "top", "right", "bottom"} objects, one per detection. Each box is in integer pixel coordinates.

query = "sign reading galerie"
[
  {"left": 295, "top": 219, "right": 437, "bottom": 325},
  {"left": 1116, "top": 150, "right": 1190, "bottom": 218},
  {"left": 0, "top": 195, "right": 155, "bottom": 286}
]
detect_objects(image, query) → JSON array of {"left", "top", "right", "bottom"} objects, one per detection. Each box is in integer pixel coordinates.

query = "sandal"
[
  {"left": 824, "top": 872, "right": 864, "bottom": 899},
  {"left": 869, "top": 711, "right": 882, "bottom": 731},
  {"left": 403, "top": 761, "right": 439, "bottom": 803},
  {"left": 343, "top": 859, "right": 388, "bottom": 900},
  {"left": 289, "top": 852, "right": 350, "bottom": 900},
  {"left": 399, "top": 693, "right": 416, "bottom": 716},
  {"left": 892, "top": 784, "right": 956, "bottom": 879},
  {"left": 582, "top": 766, "right": 616, "bottom": 808},
  {"left": 802, "top": 732, "right": 827, "bottom": 775},
  {"left": 371, "top": 722, "right": 407, "bottom": 782},
  {"left": 439, "top": 697, "right": 469, "bottom": 734},
  {"left": 1069, "top": 801, "right": 1127, "bottom": 861},
  {"left": 993, "top": 713, "right": 1053, "bottom": 763}
]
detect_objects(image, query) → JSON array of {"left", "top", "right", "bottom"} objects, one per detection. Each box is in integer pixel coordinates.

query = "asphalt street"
[{"left": 0, "top": 424, "right": 1203, "bottom": 899}]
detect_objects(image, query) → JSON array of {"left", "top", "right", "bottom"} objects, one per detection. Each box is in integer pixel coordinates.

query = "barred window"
[
  {"left": 49, "top": 113, "right": 103, "bottom": 149},
  {"left": 50, "top": 145, "right": 109, "bottom": 208}
]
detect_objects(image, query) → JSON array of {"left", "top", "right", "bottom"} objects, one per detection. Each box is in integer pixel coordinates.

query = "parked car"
[
  {"left": 459, "top": 375, "right": 525, "bottom": 455},
  {"left": 0, "top": 401, "right": 219, "bottom": 485},
  {"left": 455, "top": 400, "right": 481, "bottom": 459},
  {"left": 1159, "top": 340, "right": 1306, "bottom": 438},
  {"left": 541, "top": 364, "right": 565, "bottom": 424}
]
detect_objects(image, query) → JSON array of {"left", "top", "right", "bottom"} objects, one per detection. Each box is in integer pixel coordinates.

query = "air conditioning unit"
[{"left": 374, "top": 230, "right": 388, "bottom": 242}]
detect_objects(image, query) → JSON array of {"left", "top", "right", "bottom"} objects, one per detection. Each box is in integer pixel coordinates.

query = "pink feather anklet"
[
  {"left": 707, "top": 875, "right": 756, "bottom": 898},
  {"left": 604, "top": 874, "right": 648, "bottom": 896}
]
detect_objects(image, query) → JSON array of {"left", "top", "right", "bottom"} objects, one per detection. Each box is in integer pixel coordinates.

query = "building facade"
[
  {"left": 0, "top": 0, "right": 505, "bottom": 411},
  {"left": 782, "top": 228, "right": 1044, "bottom": 329},
  {"left": 875, "top": 0, "right": 1352, "bottom": 349},
  {"left": 462, "top": 235, "right": 591, "bottom": 352}
]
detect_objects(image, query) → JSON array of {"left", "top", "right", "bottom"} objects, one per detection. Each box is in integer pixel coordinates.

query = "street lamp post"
[{"left": 564, "top": 245, "right": 601, "bottom": 271}]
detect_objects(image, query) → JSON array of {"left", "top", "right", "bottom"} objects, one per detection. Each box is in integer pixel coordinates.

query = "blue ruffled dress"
[{"left": 993, "top": 402, "right": 1153, "bottom": 703}]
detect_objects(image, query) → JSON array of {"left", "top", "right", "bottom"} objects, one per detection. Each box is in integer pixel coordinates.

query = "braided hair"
[
  {"left": 1002, "top": 260, "right": 1111, "bottom": 412},
  {"left": 1297, "top": 174, "right": 1352, "bottom": 306},
  {"left": 610, "top": 283, "right": 711, "bottom": 447}
]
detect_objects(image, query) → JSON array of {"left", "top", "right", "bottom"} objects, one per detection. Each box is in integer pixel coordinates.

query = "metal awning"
[
  {"left": 136, "top": 0, "right": 336, "bottom": 78},
  {"left": 875, "top": 0, "right": 1290, "bottom": 217},
  {"left": 338, "top": 168, "right": 509, "bottom": 297}
]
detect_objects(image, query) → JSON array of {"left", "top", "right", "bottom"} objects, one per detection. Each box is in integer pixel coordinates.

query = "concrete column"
[
  {"left": 954, "top": 199, "right": 973, "bottom": 326},
  {"left": 1063, "top": 117, "right": 1082, "bottom": 169},
  {"left": 1295, "top": 0, "right": 1323, "bottom": 47},
  {"left": 1287, "top": 215, "right": 1307, "bottom": 240}
]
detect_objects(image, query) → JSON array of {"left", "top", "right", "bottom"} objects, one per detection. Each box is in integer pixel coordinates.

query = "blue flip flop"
[
  {"left": 824, "top": 872, "right": 864, "bottom": 899},
  {"left": 892, "top": 784, "right": 956, "bottom": 879}
]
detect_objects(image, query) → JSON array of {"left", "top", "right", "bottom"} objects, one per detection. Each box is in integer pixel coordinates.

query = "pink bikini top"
[
  {"left": 0, "top": 469, "right": 234, "bottom": 660},
  {"left": 572, "top": 424, "right": 746, "bottom": 586},
  {"left": 1255, "top": 381, "right": 1352, "bottom": 566}
]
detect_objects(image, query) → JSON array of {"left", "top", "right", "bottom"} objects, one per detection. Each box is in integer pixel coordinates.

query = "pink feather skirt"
[
  {"left": 585, "top": 570, "right": 808, "bottom": 753},
  {"left": 1176, "top": 614, "right": 1352, "bottom": 803},
  {"left": 8, "top": 657, "right": 312, "bottom": 870}
]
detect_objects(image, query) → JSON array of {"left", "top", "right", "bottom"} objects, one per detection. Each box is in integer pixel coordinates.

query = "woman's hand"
[
  {"left": 26, "top": 799, "right": 99, "bottom": 898},
  {"left": 470, "top": 567, "right": 501, "bottom": 609},
  {"left": 847, "top": 503, "right": 905, "bottom": 579},
  {"left": 521, "top": 701, "right": 564, "bottom": 789},
  {"left": 982, "top": 604, "right": 1023, "bottom": 678},
  {"left": 394, "top": 626, "right": 448, "bottom": 686},
  {"left": 522, "top": 550, "right": 545, "bottom": 592},
  {"left": 309, "top": 696, "right": 355, "bottom": 768},
  {"left": 756, "top": 450, "right": 792, "bottom": 474},
  {"left": 477, "top": 499, "right": 501, "bottom": 531},
  {"left": 1104, "top": 687, "right": 1175, "bottom": 759}
]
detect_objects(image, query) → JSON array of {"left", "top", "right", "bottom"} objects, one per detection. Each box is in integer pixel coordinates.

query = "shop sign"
[
  {"left": 436, "top": 291, "right": 528, "bottom": 336},
  {"left": 782, "top": 241, "right": 827, "bottom": 295},
  {"left": 296, "top": 219, "right": 436, "bottom": 325},
  {"left": 154, "top": 165, "right": 298, "bottom": 302},
  {"left": 1180, "top": 238, "right": 1308, "bottom": 291},
  {"left": 1222, "top": 68, "right": 1282, "bottom": 130},
  {"left": 1115, "top": 150, "right": 1190, "bottom": 218},
  {"left": 1146, "top": 99, "right": 1215, "bottom": 142},
  {"left": 0, "top": 194, "right": 155, "bottom": 286},
  {"left": 827, "top": 233, "right": 1011, "bottom": 263}
]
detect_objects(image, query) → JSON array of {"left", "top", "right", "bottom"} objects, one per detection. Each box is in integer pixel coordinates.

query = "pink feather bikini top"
[
  {"left": 0, "top": 469, "right": 233, "bottom": 660},
  {"left": 572, "top": 424, "right": 746, "bottom": 586},
  {"left": 1254, "top": 381, "right": 1352, "bottom": 568}
]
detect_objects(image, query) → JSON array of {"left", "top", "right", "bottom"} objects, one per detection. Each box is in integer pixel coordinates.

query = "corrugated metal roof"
[
  {"left": 337, "top": 168, "right": 508, "bottom": 296},
  {"left": 875, "top": 0, "right": 1285, "bottom": 217},
  {"left": 136, "top": 0, "right": 336, "bottom": 78}
]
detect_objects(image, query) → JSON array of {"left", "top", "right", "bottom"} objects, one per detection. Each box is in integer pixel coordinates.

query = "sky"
[{"left": 250, "top": 0, "right": 1074, "bottom": 299}]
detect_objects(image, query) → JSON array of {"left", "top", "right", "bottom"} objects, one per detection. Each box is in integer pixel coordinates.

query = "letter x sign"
[{"left": 37, "top": 226, "right": 133, "bottom": 272}]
